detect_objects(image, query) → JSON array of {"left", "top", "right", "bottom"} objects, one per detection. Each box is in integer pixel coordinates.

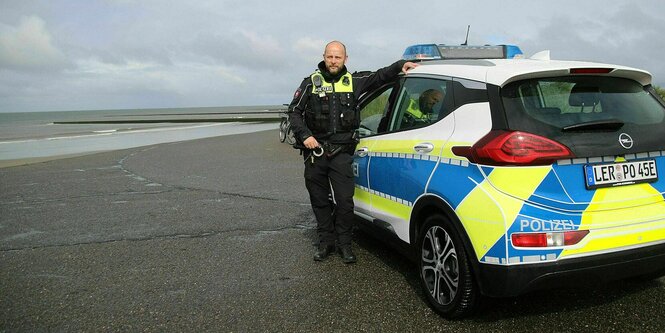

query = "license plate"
[{"left": 584, "top": 159, "right": 658, "bottom": 189}]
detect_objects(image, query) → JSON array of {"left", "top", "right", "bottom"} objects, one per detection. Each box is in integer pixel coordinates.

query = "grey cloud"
[
  {"left": 2, "top": 0, "right": 665, "bottom": 113},
  {"left": 188, "top": 29, "right": 288, "bottom": 71},
  {"left": 0, "top": 16, "right": 71, "bottom": 71},
  {"left": 519, "top": 3, "right": 665, "bottom": 86}
]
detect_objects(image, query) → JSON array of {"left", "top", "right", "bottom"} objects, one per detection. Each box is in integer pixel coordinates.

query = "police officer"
[
  {"left": 288, "top": 40, "right": 418, "bottom": 263},
  {"left": 403, "top": 88, "right": 444, "bottom": 126}
]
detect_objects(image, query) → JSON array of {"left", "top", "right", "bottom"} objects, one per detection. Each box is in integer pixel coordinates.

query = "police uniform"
[
  {"left": 288, "top": 59, "right": 406, "bottom": 262},
  {"left": 405, "top": 98, "right": 430, "bottom": 120}
]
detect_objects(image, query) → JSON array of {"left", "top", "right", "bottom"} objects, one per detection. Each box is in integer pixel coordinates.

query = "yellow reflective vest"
[
  {"left": 306, "top": 70, "right": 357, "bottom": 136},
  {"left": 405, "top": 98, "right": 428, "bottom": 120}
]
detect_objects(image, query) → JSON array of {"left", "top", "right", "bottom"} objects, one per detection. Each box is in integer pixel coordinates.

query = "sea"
[{"left": 0, "top": 106, "right": 286, "bottom": 165}]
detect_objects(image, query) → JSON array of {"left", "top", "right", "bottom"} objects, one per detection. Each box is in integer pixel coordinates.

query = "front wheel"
[{"left": 418, "top": 214, "right": 479, "bottom": 318}]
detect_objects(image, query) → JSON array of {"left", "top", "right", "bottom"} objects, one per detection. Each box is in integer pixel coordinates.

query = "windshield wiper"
[{"left": 562, "top": 119, "right": 625, "bottom": 132}]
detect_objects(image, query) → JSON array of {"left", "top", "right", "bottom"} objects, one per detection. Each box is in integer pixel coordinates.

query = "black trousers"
[{"left": 304, "top": 152, "right": 355, "bottom": 247}]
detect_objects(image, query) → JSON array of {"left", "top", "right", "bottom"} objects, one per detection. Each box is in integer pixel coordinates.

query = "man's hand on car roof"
[{"left": 402, "top": 61, "right": 419, "bottom": 74}]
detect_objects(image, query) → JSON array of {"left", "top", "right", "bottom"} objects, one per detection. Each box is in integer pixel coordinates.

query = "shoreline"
[
  {"left": 0, "top": 124, "right": 279, "bottom": 169},
  {"left": 53, "top": 117, "right": 279, "bottom": 125}
]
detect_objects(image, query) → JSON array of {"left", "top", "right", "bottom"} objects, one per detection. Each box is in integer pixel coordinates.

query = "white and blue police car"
[{"left": 353, "top": 44, "right": 665, "bottom": 318}]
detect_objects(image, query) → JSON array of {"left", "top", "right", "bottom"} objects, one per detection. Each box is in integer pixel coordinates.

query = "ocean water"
[{"left": 0, "top": 106, "right": 285, "bottom": 163}]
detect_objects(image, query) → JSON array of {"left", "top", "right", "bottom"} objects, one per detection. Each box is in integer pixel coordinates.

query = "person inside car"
[{"left": 402, "top": 88, "right": 444, "bottom": 127}]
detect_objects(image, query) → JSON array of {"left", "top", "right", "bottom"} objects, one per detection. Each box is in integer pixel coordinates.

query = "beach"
[
  {"left": 0, "top": 106, "right": 284, "bottom": 168},
  {"left": 0, "top": 122, "right": 277, "bottom": 168}
]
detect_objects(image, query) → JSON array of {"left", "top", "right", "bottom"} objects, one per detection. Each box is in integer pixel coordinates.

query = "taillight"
[
  {"left": 511, "top": 230, "right": 589, "bottom": 247},
  {"left": 570, "top": 68, "right": 613, "bottom": 74},
  {"left": 452, "top": 130, "right": 574, "bottom": 166}
]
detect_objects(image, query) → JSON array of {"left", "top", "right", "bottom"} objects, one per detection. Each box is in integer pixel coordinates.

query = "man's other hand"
[{"left": 303, "top": 136, "right": 320, "bottom": 150}]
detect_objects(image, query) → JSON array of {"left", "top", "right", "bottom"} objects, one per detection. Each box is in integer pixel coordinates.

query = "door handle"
[
  {"left": 414, "top": 143, "right": 434, "bottom": 154},
  {"left": 355, "top": 147, "right": 369, "bottom": 157}
]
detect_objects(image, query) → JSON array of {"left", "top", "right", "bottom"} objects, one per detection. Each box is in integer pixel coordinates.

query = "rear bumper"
[{"left": 476, "top": 242, "right": 665, "bottom": 297}]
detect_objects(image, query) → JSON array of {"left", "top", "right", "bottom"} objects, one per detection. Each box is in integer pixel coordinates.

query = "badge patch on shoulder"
[{"left": 293, "top": 88, "right": 302, "bottom": 100}]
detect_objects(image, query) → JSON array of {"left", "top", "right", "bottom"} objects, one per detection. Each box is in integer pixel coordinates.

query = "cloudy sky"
[{"left": 1, "top": 0, "right": 664, "bottom": 112}]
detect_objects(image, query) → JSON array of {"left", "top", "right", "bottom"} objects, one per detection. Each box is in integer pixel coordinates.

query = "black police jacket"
[{"left": 288, "top": 59, "right": 406, "bottom": 145}]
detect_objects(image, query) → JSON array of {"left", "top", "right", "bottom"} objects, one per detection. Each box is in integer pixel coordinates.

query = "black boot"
[
  {"left": 313, "top": 245, "right": 335, "bottom": 261},
  {"left": 339, "top": 246, "right": 357, "bottom": 264}
]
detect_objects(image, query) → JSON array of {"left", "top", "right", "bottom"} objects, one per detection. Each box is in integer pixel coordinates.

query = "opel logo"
[{"left": 618, "top": 133, "right": 633, "bottom": 149}]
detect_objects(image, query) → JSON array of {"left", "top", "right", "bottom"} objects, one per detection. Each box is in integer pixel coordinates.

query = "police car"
[{"left": 352, "top": 44, "right": 665, "bottom": 318}]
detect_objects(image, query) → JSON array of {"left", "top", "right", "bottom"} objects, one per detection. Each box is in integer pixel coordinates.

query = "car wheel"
[
  {"left": 418, "top": 214, "right": 478, "bottom": 318},
  {"left": 279, "top": 119, "right": 287, "bottom": 143},
  {"left": 285, "top": 125, "right": 295, "bottom": 145}
]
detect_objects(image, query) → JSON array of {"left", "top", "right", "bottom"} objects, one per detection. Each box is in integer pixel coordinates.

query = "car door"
[
  {"left": 354, "top": 83, "right": 399, "bottom": 218},
  {"left": 363, "top": 77, "right": 454, "bottom": 241}
]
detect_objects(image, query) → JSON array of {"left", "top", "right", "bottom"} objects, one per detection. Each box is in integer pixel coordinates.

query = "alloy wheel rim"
[{"left": 421, "top": 225, "right": 459, "bottom": 306}]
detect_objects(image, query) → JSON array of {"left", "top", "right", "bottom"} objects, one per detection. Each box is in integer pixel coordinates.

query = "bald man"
[{"left": 288, "top": 41, "right": 417, "bottom": 263}]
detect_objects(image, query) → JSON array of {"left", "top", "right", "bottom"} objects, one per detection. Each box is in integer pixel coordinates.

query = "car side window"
[
  {"left": 358, "top": 86, "right": 394, "bottom": 137},
  {"left": 389, "top": 78, "right": 451, "bottom": 132}
]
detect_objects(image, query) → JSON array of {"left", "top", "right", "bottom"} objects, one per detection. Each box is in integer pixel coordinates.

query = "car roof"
[{"left": 406, "top": 58, "right": 653, "bottom": 87}]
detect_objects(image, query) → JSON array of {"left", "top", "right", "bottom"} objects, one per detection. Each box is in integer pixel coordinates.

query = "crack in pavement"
[
  {"left": 1, "top": 148, "right": 308, "bottom": 206},
  {"left": 1, "top": 186, "right": 309, "bottom": 206},
  {"left": 0, "top": 223, "right": 316, "bottom": 253},
  {"left": 118, "top": 147, "right": 309, "bottom": 205},
  {"left": 1, "top": 143, "right": 315, "bottom": 253},
  {"left": 0, "top": 189, "right": 173, "bottom": 205}
]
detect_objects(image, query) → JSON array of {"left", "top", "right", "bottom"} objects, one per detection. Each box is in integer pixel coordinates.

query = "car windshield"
[{"left": 501, "top": 76, "right": 665, "bottom": 130}]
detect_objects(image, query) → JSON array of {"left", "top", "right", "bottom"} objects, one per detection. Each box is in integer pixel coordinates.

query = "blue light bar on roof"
[
  {"left": 403, "top": 44, "right": 524, "bottom": 61},
  {"left": 402, "top": 44, "right": 442, "bottom": 61},
  {"left": 505, "top": 45, "right": 524, "bottom": 59}
]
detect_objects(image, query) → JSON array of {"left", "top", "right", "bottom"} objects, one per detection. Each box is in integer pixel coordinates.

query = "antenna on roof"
[{"left": 461, "top": 25, "right": 470, "bottom": 46}]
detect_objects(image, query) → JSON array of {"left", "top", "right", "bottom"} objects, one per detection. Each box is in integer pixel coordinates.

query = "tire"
[
  {"left": 285, "top": 124, "right": 295, "bottom": 145},
  {"left": 418, "top": 214, "right": 479, "bottom": 318},
  {"left": 279, "top": 119, "right": 287, "bottom": 143}
]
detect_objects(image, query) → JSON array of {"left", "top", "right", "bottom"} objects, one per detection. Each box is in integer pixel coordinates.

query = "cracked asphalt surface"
[{"left": 1, "top": 129, "right": 665, "bottom": 332}]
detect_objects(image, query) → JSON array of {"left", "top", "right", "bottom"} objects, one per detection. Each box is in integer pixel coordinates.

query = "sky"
[{"left": 1, "top": 0, "right": 664, "bottom": 112}]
